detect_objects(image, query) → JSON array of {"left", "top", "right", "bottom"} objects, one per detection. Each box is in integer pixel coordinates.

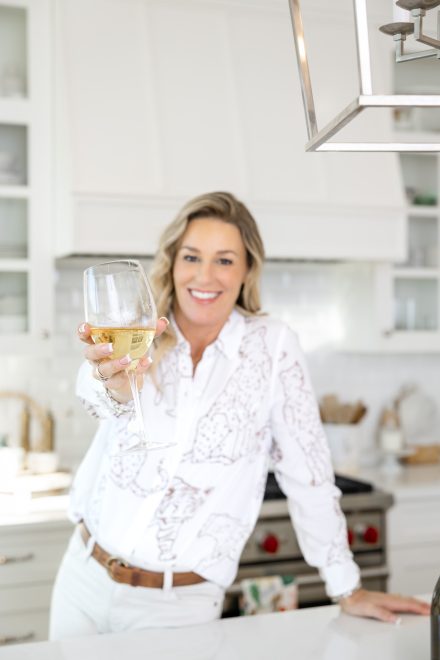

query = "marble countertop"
[{"left": 0, "top": 599, "right": 431, "bottom": 660}]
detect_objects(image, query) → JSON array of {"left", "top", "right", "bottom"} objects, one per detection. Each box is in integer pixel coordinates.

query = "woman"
[{"left": 50, "top": 191, "right": 429, "bottom": 639}]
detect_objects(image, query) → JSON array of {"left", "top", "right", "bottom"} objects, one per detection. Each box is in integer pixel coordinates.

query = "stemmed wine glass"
[{"left": 84, "top": 259, "right": 163, "bottom": 453}]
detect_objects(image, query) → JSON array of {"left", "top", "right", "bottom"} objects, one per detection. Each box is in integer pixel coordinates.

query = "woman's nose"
[{"left": 195, "top": 261, "right": 215, "bottom": 284}]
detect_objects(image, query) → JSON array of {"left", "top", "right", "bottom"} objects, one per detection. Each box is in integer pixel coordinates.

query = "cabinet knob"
[
  {"left": 362, "top": 526, "right": 379, "bottom": 544},
  {"left": 0, "top": 632, "right": 35, "bottom": 646},
  {"left": 382, "top": 329, "right": 394, "bottom": 337},
  {"left": 0, "top": 552, "right": 34, "bottom": 565},
  {"left": 260, "top": 534, "right": 280, "bottom": 554}
]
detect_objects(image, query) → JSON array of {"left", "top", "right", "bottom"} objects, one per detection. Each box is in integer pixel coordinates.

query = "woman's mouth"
[{"left": 188, "top": 289, "right": 221, "bottom": 302}]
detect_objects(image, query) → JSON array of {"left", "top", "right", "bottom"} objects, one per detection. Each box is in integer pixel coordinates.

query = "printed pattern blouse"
[{"left": 71, "top": 310, "right": 360, "bottom": 597}]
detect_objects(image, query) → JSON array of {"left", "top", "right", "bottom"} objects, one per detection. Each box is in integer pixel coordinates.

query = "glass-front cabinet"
[
  {"left": 394, "top": 154, "right": 439, "bottom": 339},
  {"left": 373, "top": 51, "right": 440, "bottom": 352},
  {"left": 376, "top": 156, "right": 440, "bottom": 351},
  {"left": 0, "top": 0, "right": 52, "bottom": 351}
]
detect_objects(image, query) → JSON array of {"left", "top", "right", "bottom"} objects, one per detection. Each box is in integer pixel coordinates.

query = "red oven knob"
[
  {"left": 260, "top": 534, "right": 280, "bottom": 554},
  {"left": 347, "top": 528, "right": 354, "bottom": 546},
  {"left": 363, "top": 526, "right": 379, "bottom": 544}
]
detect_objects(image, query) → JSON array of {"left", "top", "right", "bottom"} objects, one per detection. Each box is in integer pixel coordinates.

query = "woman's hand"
[
  {"left": 77, "top": 317, "right": 169, "bottom": 404},
  {"left": 340, "top": 588, "right": 430, "bottom": 623}
]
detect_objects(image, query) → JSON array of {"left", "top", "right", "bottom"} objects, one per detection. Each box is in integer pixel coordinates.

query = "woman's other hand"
[
  {"left": 77, "top": 317, "right": 169, "bottom": 403},
  {"left": 340, "top": 588, "right": 430, "bottom": 623}
]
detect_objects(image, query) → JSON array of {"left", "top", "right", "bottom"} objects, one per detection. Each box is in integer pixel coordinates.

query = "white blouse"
[{"left": 71, "top": 310, "right": 360, "bottom": 598}]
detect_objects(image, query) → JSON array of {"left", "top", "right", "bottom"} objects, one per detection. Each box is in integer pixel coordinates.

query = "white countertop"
[
  {"left": 0, "top": 599, "right": 431, "bottom": 660},
  {"left": 356, "top": 463, "right": 440, "bottom": 501},
  {"left": 0, "top": 494, "right": 69, "bottom": 527}
]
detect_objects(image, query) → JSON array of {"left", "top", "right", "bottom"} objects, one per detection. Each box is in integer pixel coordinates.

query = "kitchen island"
[{"left": 0, "top": 598, "right": 430, "bottom": 660}]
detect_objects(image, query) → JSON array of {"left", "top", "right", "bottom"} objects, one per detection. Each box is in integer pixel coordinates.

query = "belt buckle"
[{"left": 106, "top": 555, "right": 129, "bottom": 579}]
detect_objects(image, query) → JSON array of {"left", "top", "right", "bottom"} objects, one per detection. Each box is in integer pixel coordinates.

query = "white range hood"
[{"left": 54, "top": 0, "right": 406, "bottom": 261}]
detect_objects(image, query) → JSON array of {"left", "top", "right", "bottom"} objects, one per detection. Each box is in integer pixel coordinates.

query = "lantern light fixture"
[
  {"left": 380, "top": 0, "right": 440, "bottom": 62},
  {"left": 288, "top": 0, "right": 440, "bottom": 152}
]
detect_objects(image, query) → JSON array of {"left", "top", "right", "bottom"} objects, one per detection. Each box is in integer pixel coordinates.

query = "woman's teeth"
[{"left": 190, "top": 290, "right": 219, "bottom": 300}]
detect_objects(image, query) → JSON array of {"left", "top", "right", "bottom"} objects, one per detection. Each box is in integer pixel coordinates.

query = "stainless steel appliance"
[{"left": 223, "top": 473, "right": 393, "bottom": 616}]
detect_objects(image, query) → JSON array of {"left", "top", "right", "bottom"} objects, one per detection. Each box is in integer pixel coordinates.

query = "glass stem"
[{"left": 126, "top": 368, "right": 148, "bottom": 446}]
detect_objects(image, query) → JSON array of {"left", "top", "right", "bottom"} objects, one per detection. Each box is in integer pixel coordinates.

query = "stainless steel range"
[{"left": 223, "top": 473, "right": 393, "bottom": 616}]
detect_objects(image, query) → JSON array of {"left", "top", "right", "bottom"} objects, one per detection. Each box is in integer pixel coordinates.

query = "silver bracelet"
[
  {"left": 102, "top": 388, "right": 135, "bottom": 417},
  {"left": 330, "top": 583, "right": 362, "bottom": 604}
]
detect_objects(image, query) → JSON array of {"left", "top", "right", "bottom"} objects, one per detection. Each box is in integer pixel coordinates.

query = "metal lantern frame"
[{"left": 288, "top": 0, "right": 440, "bottom": 151}]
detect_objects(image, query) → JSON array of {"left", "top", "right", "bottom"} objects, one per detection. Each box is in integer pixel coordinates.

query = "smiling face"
[{"left": 172, "top": 217, "right": 248, "bottom": 339}]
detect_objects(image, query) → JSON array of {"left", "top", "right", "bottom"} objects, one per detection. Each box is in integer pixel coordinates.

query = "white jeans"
[{"left": 49, "top": 527, "right": 225, "bottom": 640}]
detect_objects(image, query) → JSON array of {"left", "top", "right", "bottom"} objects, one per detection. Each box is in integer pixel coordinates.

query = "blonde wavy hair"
[{"left": 149, "top": 191, "right": 265, "bottom": 370}]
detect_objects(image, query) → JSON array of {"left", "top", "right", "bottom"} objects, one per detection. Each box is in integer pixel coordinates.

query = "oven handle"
[
  {"left": 227, "top": 566, "right": 389, "bottom": 594},
  {"left": 296, "top": 566, "right": 389, "bottom": 587}
]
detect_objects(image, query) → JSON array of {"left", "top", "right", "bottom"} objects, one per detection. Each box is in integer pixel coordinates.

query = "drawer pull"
[
  {"left": 0, "top": 632, "right": 35, "bottom": 645},
  {"left": 0, "top": 553, "right": 35, "bottom": 565}
]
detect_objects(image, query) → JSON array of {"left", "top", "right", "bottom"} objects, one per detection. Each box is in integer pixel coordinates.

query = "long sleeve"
[
  {"left": 75, "top": 360, "right": 134, "bottom": 420},
  {"left": 269, "top": 325, "right": 360, "bottom": 598}
]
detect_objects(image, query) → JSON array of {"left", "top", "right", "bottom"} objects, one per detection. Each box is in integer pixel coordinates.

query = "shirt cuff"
[
  {"left": 78, "top": 388, "right": 134, "bottom": 420},
  {"left": 319, "top": 560, "right": 361, "bottom": 599}
]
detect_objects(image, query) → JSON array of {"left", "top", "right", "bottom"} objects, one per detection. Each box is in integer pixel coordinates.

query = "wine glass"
[{"left": 83, "top": 259, "right": 163, "bottom": 453}]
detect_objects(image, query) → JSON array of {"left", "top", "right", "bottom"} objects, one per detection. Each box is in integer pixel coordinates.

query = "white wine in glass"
[{"left": 84, "top": 259, "right": 158, "bottom": 453}]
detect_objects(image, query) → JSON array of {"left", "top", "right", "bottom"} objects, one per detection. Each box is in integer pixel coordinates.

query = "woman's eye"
[
  {"left": 218, "top": 258, "right": 233, "bottom": 265},
  {"left": 183, "top": 254, "right": 198, "bottom": 262}
]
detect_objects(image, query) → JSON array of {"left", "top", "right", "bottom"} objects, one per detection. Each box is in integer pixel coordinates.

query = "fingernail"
[
  {"left": 102, "top": 343, "right": 113, "bottom": 354},
  {"left": 139, "top": 356, "right": 153, "bottom": 368},
  {"left": 147, "top": 356, "right": 153, "bottom": 365},
  {"left": 78, "top": 323, "right": 86, "bottom": 334},
  {"left": 120, "top": 354, "right": 131, "bottom": 365},
  {"left": 159, "top": 317, "right": 170, "bottom": 326},
  {"left": 394, "top": 617, "right": 402, "bottom": 626}
]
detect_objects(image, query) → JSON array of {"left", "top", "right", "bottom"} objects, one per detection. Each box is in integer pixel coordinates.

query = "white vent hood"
[{"left": 54, "top": 0, "right": 406, "bottom": 261}]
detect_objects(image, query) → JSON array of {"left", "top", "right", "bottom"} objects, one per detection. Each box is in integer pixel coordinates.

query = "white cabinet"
[
  {"left": 0, "top": 0, "right": 53, "bottom": 353},
  {"left": 359, "top": 466, "right": 440, "bottom": 596},
  {"left": 374, "top": 208, "right": 440, "bottom": 352},
  {"left": 387, "top": 496, "right": 440, "bottom": 595},
  {"left": 0, "top": 519, "right": 72, "bottom": 646},
  {"left": 389, "top": 156, "right": 440, "bottom": 349},
  {"left": 53, "top": 0, "right": 405, "bottom": 260},
  {"left": 372, "top": 52, "right": 440, "bottom": 352}
]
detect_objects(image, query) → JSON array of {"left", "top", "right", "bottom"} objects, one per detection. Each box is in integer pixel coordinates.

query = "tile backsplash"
[{"left": 1, "top": 258, "right": 439, "bottom": 471}]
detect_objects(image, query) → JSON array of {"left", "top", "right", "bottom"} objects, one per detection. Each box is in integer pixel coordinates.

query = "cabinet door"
[
  {"left": 390, "top": 163, "right": 440, "bottom": 347},
  {"left": 0, "top": 522, "right": 72, "bottom": 587},
  {"left": 0, "top": 521, "right": 72, "bottom": 645},
  {"left": 0, "top": 0, "right": 53, "bottom": 352},
  {"left": 0, "top": 4, "right": 29, "bottom": 340},
  {"left": 389, "top": 543, "right": 440, "bottom": 595},
  {"left": 0, "top": 583, "right": 53, "bottom": 616},
  {"left": 374, "top": 211, "right": 440, "bottom": 351},
  {"left": 387, "top": 497, "right": 440, "bottom": 594},
  {"left": 371, "top": 40, "right": 440, "bottom": 352},
  {"left": 0, "top": 610, "right": 49, "bottom": 645}
]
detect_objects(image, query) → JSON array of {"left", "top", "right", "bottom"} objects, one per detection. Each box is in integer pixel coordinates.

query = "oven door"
[{"left": 222, "top": 564, "right": 389, "bottom": 617}]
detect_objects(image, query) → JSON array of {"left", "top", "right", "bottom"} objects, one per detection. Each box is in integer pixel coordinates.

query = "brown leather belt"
[{"left": 79, "top": 522, "right": 206, "bottom": 589}]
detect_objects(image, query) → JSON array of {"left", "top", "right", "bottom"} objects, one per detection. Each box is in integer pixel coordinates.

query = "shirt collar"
[{"left": 170, "top": 308, "right": 246, "bottom": 361}]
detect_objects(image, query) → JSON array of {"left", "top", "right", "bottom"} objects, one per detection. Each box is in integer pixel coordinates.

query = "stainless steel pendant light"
[{"left": 289, "top": 0, "right": 440, "bottom": 151}]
